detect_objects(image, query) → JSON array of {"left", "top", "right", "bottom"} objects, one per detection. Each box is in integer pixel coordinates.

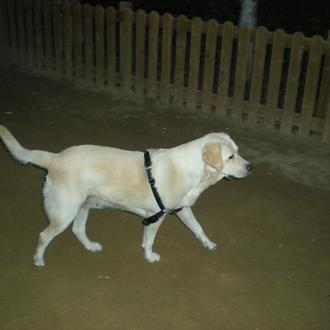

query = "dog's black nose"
[{"left": 247, "top": 163, "right": 253, "bottom": 172}]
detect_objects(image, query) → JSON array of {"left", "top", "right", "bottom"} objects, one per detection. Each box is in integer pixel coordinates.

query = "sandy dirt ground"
[{"left": 0, "top": 67, "right": 329, "bottom": 330}]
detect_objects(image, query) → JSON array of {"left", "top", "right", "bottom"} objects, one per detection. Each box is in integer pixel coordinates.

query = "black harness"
[{"left": 142, "top": 151, "right": 182, "bottom": 226}]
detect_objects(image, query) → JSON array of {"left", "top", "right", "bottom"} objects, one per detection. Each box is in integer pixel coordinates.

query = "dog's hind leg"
[
  {"left": 33, "top": 182, "right": 82, "bottom": 267},
  {"left": 72, "top": 207, "right": 103, "bottom": 252}
]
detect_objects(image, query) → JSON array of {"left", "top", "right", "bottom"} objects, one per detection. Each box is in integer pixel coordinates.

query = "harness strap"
[{"left": 143, "top": 151, "right": 182, "bottom": 226}]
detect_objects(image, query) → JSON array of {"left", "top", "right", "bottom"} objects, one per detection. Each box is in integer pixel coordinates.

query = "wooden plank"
[
  {"left": 299, "top": 35, "right": 323, "bottom": 137},
  {"left": 323, "top": 90, "right": 330, "bottom": 142},
  {"left": 33, "top": 0, "right": 43, "bottom": 70},
  {"left": 121, "top": 7, "right": 133, "bottom": 91},
  {"left": 232, "top": 26, "right": 250, "bottom": 119},
  {"left": 173, "top": 15, "right": 188, "bottom": 107},
  {"left": 95, "top": 5, "right": 105, "bottom": 87},
  {"left": 264, "top": 29, "right": 286, "bottom": 129},
  {"left": 73, "top": 3, "right": 83, "bottom": 81},
  {"left": 187, "top": 17, "right": 202, "bottom": 110},
  {"left": 315, "top": 32, "right": 330, "bottom": 118},
  {"left": 63, "top": 2, "right": 73, "bottom": 78},
  {"left": 201, "top": 19, "right": 218, "bottom": 112},
  {"left": 8, "top": 0, "right": 18, "bottom": 62},
  {"left": 106, "top": 6, "right": 116, "bottom": 89},
  {"left": 159, "top": 13, "right": 173, "bottom": 104},
  {"left": 135, "top": 9, "right": 146, "bottom": 95},
  {"left": 147, "top": 11, "right": 159, "bottom": 99},
  {"left": 248, "top": 26, "right": 268, "bottom": 125},
  {"left": 83, "top": 4, "right": 94, "bottom": 84},
  {"left": 16, "top": 0, "right": 27, "bottom": 65},
  {"left": 25, "top": 0, "right": 34, "bottom": 67},
  {"left": 0, "top": 0, "right": 9, "bottom": 63},
  {"left": 53, "top": 0, "right": 63, "bottom": 76},
  {"left": 280, "top": 32, "right": 305, "bottom": 134},
  {"left": 43, "top": 0, "right": 53, "bottom": 72},
  {"left": 217, "top": 21, "right": 234, "bottom": 116}
]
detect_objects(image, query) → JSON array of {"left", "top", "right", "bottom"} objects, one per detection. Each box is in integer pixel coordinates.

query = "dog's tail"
[{"left": 0, "top": 125, "right": 54, "bottom": 169}]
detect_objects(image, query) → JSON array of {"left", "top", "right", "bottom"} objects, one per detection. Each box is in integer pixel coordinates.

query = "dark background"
[{"left": 80, "top": 0, "right": 330, "bottom": 37}]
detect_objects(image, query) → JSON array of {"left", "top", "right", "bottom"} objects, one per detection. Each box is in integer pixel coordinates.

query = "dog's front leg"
[
  {"left": 176, "top": 207, "right": 217, "bottom": 250},
  {"left": 141, "top": 216, "right": 165, "bottom": 263}
]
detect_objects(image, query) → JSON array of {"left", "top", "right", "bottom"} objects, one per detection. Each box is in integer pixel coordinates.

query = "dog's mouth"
[{"left": 224, "top": 175, "right": 239, "bottom": 181}]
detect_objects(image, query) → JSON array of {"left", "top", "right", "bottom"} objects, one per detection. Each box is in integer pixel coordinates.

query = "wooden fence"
[{"left": 1, "top": 0, "right": 330, "bottom": 142}]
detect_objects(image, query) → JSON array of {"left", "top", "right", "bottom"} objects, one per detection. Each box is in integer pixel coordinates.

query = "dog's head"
[{"left": 202, "top": 133, "right": 252, "bottom": 180}]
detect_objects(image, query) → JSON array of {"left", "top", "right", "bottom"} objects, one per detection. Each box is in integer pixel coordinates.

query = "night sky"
[{"left": 80, "top": 0, "right": 330, "bottom": 37}]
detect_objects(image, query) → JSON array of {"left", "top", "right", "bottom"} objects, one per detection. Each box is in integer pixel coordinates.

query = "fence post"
[
  {"left": 160, "top": 13, "right": 173, "bottom": 105},
  {"left": 201, "top": 19, "right": 218, "bottom": 113},
  {"left": 121, "top": 7, "right": 133, "bottom": 92},
  {"left": 8, "top": 0, "right": 18, "bottom": 63},
  {"left": 95, "top": 5, "right": 105, "bottom": 87},
  {"left": 0, "top": 0, "right": 9, "bottom": 65},
  {"left": 323, "top": 93, "right": 330, "bottom": 143},
  {"left": 280, "top": 32, "right": 304, "bottom": 134},
  {"left": 106, "top": 6, "right": 116, "bottom": 89},
  {"left": 63, "top": 2, "right": 74, "bottom": 79},
  {"left": 316, "top": 31, "right": 330, "bottom": 118},
  {"left": 217, "top": 21, "right": 234, "bottom": 117},
  {"left": 299, "top": 35, "right": 323, "bottom": 137},
  {"left": 264, "top": 29, "right": 286, "bottom": 129},
  {"left": 135, "top": 9, "right": 146, "bottom": 96},
  {"left": 174, "top": 15, "right": 188, "bottom": 108},
  {"left": 16, "top": 0, "right": 27, "bottom": 66},
  {"left": 232, "top": 25, "right": 250, "bottom": 120},
  {"left": 187, "top": 17, "right": 202, "bottom": 110},
  {"left": 147, "top": 11, "right": 159, "bottom": 100},
  {"left": 247, "top": 26, "right": 268, "bottom": 126},
  {"left": 83, "top": 4, "right": 94, "bottom": 84}
]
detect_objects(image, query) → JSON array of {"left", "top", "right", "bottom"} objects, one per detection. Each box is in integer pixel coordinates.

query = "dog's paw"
[
  {"left": 33, "top": 255, "right": 45, "bottom": 267},
  {"left": 145, "top": 252, "right": 161, "bottom": 263},
  {"left": 87, "top": 241, "right": 103, "bottom": 252},
  {"left": 204, "top": 240, "right": 217, "bottom": 251}
]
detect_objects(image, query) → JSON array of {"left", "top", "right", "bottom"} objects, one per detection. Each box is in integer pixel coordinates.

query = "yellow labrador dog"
[{"left": 0, "top": 125, "right": 251, "bottom": 266}]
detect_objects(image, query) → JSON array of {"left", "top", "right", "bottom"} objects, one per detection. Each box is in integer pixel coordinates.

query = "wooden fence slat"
[
  {"left": 232, "top": 26, "right": 250, "bottom": 119},
  {"left": 106, "top": 6, "right": 116, "bottom": 89},
  {"left": 147, "top": 11, "right": 159, "bottom": 99},
  {"left": 83, "top": 4, "right": 94, "bottom": 84},
  {"left": 201, "top": 19, "right": 218, "bottom": 112},
  {"left": 95, "top": 5, "right": 105, "bottom": 87},
  {"left": 323, "top": 92, "right": 330, "bottom": 142},
  {"left": 53, "top": 1, "right": 64, "bottom": 76},
  {"left": 280, "top": 32, "right": 305, "bottom": 134},
  {"left": 159, "top": 13, "right": 173, "bottom": 105},
  {"left": 0, "top": 0, "right": 9, "bottom": 63},
  {"left": 135, "top": 9, "right": 146, "bottom": 95},
  {"left": 299, "top": 35, "right": 323, "bottom": 137},
  {"left": 8, "top": 0, "right": 18, "bottom": 62},
  {"left": 264, "top": 29, "right": 286, "bottom": 129},
  {"left": 217, "top": 21, "right": 234, "bottom": 116},
  {"left": 248, "top": 26, "right": 268, "bottom": 125},
  {"left": 121, "top": 8, "right": 133, "bottom": 91},
  {"left": 63, "top": 2, "right": 73, "bottom": 78},
  {"left": 25, "top": 0, "right": 34, "bottom": 67},
  {"left": 43, "top": 0, "right": 53, "bottom": 72},
  {"left": 33, "top": 0, "right": 43, "bottom": 69},
  {"left": 187, "top": 17, "right": 202, "bottom": 110},
  {"left": 316, "top": 32, "right": 330, "bottom": 118},
  {"left": 73, "top": 4, "right": 83, "bottom": 81},
  {"left": 16, "top": 0, "right": 27, "bottom": 65},
  {"left": 174, "top": 15, "right": 188, "bottom": 107}
]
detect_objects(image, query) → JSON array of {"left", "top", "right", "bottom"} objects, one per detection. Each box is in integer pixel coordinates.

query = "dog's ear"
[{"left": 202, "top": 143, "right": 223, "bottom": 171}]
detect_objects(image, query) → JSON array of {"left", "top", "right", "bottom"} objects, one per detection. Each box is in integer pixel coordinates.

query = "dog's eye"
[{"left": 229, "top": 155, "right": 234, "bottom": 160}]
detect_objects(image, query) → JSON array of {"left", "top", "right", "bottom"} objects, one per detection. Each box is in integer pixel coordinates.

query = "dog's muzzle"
[{"left": 224, "top": 162, "right": 252, "bottom": 181}]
